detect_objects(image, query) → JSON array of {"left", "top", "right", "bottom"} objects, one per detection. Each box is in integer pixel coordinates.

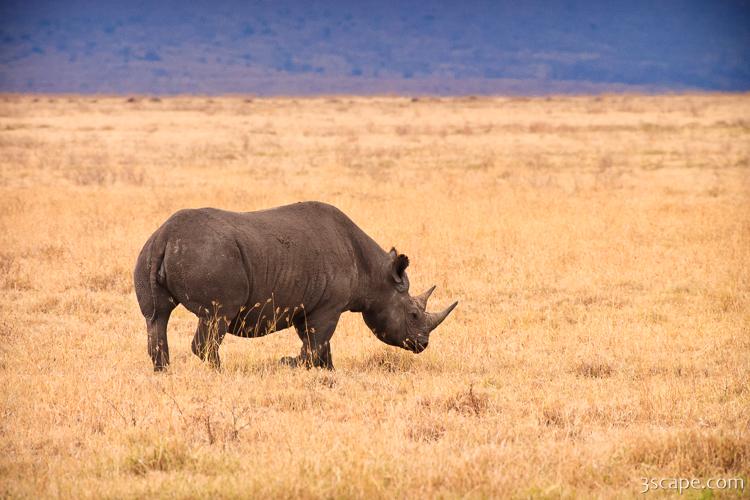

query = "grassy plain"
[{"left": 0, "top": 94, "right": 749, "bottom": 498}]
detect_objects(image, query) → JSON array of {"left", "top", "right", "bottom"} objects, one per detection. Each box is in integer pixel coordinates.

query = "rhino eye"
[{"left": 410, "top": 312, "right": 418, "bottom": 320}]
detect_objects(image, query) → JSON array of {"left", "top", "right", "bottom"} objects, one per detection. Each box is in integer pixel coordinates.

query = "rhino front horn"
[
  {"left": 415, "top": 285, "right": 437, "bottom": 311},
  {"left": 427, "top": 301, "right": 458, "bottom": 331}
]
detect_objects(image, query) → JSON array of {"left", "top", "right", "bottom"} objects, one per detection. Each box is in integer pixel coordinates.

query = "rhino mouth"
[
  {"left": 404, "top": 337, "right": 429, "bottom": 353},
  {"left": 413, "top": 341, "right": 428, "bottom": 353}
]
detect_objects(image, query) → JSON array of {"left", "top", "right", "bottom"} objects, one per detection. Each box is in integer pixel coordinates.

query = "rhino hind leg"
[
  {"left": 148, "top": 312, "right": 172, "bottom": 371},
  {"left": 145, "top": 279, "right": 177, "bottom": 372},
  {"left": 191, "top": 316, "right": 229, "bottom": 370}
]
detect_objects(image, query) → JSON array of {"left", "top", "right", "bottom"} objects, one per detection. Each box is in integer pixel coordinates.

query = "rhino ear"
[{"left": 389, "top": 247, "right": 409, "bottom": 291}]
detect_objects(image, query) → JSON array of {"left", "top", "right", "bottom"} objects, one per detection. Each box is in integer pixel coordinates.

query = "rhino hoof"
[{"left": 279, "top": 356, "right": 300, "bottom": 367}]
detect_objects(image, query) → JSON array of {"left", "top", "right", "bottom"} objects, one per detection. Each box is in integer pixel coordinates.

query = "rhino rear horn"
[
  {"left": 415, "top": 285, "right": 436, "bottom": 311},
  {"left": 426, "top": 301, "right": 458, "bottom": 331}
]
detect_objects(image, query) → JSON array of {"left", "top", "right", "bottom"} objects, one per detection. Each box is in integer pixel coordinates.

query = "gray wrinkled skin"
[{"left": 134, "top": 201, "right": 458, "bottom": 371}]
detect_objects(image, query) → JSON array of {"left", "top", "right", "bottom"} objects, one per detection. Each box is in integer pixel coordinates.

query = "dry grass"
[{"left": 1, "top": 93, "right": 749, "bottom": 498}]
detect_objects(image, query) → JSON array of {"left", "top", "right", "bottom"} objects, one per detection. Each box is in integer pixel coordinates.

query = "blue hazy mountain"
[{"left": 1, "top": 0, "right": 748, "bottom": 94}]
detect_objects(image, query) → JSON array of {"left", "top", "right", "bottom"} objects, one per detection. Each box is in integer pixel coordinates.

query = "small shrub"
[
  {"left": 406, "top": 420, "right": 446, "bottom": 442},
  {"left": 445, "top": 384, "right": 490, "bottom": 416},
  {"left": 353, "top": 349, "right": 414, "bottom": 372},
  {"left": 123, "top": 438, "right": 192, "bottom": 475},
  {"left": 629, "top": 430, "right": 749, "bottom": 474},
  {"left": 574, "top": 360, "right": 614, "bottom": 378}
]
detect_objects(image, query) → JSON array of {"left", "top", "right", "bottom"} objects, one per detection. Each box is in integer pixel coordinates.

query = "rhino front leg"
[{"left": 281, "top": 313, "right": 339, "bottom": 370}]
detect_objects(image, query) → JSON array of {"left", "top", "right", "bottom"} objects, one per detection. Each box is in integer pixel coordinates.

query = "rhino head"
[{"left": 362, "top": 248, "right": 458, "bottom": 353}]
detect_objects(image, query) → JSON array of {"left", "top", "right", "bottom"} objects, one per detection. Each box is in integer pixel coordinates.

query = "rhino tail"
[{"left": 147, "top": 228, "right": 169, "bottom": 321}]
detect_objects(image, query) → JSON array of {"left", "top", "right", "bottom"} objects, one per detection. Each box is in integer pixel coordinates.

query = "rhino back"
[{"left": 161, "top": 202, "right": 381, "bottom": 317}]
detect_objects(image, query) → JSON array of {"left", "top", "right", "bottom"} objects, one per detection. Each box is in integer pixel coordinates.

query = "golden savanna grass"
[{"left": 1, "top": 94, "right": 749, "bottom": 498}]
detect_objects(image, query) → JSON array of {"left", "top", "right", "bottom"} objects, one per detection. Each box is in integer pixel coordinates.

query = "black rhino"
[{"left": 134, "top": 201, "right": 457, "bottom": 371}]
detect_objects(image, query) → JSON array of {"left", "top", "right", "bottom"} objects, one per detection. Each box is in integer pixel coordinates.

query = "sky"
[{"left": 1, "top": 0, "right": 749, "bottom": 95}]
